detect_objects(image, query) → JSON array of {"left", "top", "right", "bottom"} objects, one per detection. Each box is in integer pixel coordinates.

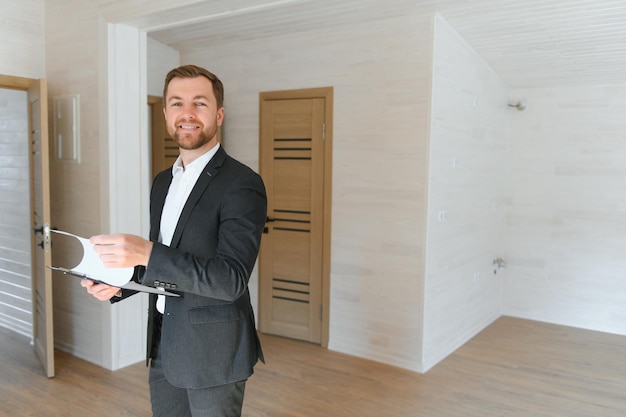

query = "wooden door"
[
  {"left": 148, "top": 96, "right": 178, "bottom": 180},
  {"left": 29, "top": 79, "right": 54, "bottom": 378},
  {"left": 258, "top": 88, "right": 332, "bottom": 346}
]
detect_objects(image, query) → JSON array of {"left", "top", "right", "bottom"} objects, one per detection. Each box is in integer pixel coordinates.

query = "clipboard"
[{"left": 48, "top": 229, "right": 179, "bottom": 297}]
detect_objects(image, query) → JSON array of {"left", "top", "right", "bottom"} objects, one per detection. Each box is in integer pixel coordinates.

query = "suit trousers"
[{"left": 149, "top": 340, "right": 246, "bottom": 417}]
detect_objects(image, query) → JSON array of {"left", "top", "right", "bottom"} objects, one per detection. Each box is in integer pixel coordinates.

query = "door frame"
[{"left": 258, "top": 87, "right": 333, "bottom": 347}]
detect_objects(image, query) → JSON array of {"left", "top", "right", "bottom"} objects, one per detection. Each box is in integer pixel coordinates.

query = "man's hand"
[
  {"left": 80, "top": 279, "right": 121, "bottom": 301},
  {"left": 90, "top": 234, "right": 153, "bottom": 268}
]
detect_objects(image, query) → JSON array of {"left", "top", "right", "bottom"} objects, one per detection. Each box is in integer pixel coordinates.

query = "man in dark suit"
[{"left": 81, "top": 65, "right": 267, "bottom": 416}]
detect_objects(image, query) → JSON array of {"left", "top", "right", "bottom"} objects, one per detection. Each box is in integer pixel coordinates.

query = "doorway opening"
[
  {"left": 0, "top": 74, "right": 54, "bottom": 377},
  {"left": 0, "top": 86, "right": 31, "bottom": 336}
]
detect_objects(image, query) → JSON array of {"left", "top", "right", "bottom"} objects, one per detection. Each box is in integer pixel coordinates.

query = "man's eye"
[
  {"left": 170, "top": 103, "right": 181, "bottom": 107},
  {"left": 196, "top": 102, "right": 207, "bottom": 107}
]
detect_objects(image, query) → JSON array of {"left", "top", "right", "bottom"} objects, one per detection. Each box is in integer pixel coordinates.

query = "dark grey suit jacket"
[{"left": 129, "top": 146, "right": 266, "bottom": 389}]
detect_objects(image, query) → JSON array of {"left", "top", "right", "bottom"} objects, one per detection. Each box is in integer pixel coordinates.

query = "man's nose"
[{"left": 180, "top": 104, "right": 197, "bottom": 118}]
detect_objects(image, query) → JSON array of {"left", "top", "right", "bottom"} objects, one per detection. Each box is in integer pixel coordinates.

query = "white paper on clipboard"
[{"left": 48, "top": 229, "right": 179, "bottom": 297}]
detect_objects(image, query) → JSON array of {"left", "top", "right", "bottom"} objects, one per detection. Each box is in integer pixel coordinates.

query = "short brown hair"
[{"left": 163, "top": 65, "right": 224, "bottom": 108}]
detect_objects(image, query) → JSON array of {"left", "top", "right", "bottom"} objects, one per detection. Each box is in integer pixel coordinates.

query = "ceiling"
[{"left": 94, "top": 0, "right": 626, "bottom": 89}]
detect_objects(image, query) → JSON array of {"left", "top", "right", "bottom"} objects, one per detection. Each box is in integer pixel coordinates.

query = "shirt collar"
[{"left": 171, "top": 143, "right": 221, "bottom": 176}]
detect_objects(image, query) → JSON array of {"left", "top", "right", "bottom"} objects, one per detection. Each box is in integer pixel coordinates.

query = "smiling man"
[
  {"left": 81, "top": 65, "right": 267, "bottom": 417},
  {"left": 165, "top": 69, "right": 224, "bottom": 155}
]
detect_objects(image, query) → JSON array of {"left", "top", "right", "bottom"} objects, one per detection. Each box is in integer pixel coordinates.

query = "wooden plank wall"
[{"left": 0, "top": 88, "right": 32, "bottom": 337}]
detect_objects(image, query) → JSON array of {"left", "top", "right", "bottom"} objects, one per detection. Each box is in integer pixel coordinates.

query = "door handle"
[
  {"left": 33, "top": 224, "right": 56, "bottom": 252},
  {"left": 34, "top": 225, "right": 57, "bottom": 234}
]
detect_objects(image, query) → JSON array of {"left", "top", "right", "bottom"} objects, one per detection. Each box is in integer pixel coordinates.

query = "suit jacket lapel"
[
  {"left": 169, "top": 147, "right": 226, "bottom": 248},
  {"left": 150, "top": 171, "right": 173, "bottom": 242}
]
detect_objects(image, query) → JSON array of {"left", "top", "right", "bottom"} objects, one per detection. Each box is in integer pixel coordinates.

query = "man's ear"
[{"left": 217, "top": 107, "right": 225, "bottom": 126}]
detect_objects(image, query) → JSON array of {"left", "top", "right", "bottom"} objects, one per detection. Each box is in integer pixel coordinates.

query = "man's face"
[{"left": 163, "top": 76, "right": 224, "bottom": 152}]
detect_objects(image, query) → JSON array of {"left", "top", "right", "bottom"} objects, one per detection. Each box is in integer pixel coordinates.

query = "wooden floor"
[{"left": 2, "top": 317, "right": 626, "bottom": 416}]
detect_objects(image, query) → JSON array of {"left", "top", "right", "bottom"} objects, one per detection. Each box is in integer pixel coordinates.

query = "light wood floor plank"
[{"left": 1, "top": 317, "right": 625, "bottom": 416}]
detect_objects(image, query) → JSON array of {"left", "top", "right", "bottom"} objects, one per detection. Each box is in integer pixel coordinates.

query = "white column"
[{"left": 103, "top": 21, "right": 150, "bottom": 370}]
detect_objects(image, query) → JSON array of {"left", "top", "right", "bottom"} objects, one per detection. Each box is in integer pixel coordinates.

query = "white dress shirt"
[{"left": 156, "top": 144, "right": 220, "bottom": 313}]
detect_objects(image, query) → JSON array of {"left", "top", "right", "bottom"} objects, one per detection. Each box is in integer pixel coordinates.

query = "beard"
[{"left": 171, "top": 122, "right": 218, "bottom": 151}]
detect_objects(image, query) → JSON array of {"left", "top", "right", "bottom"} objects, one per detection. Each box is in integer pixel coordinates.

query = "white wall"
[
  {"left": 178, "top": 13, "right": 433, "bottom": 371},
  {"left": 0, "top": 0, "right": 45, "bottom": 78},
  {"left": 0, "top": 89, "right": 32, "bottom": 337},
  {"left": 423, "top": 15, "right": 510, "bottom": 371},
  {"left": 147, "top": 38, "right": 180, "bottom": 96},
  {"left": 504, "top": 83, "right": 626, "bottom": 335},
  {"left": 45, "top": 0, "right": 109, "bottom": 364}
]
